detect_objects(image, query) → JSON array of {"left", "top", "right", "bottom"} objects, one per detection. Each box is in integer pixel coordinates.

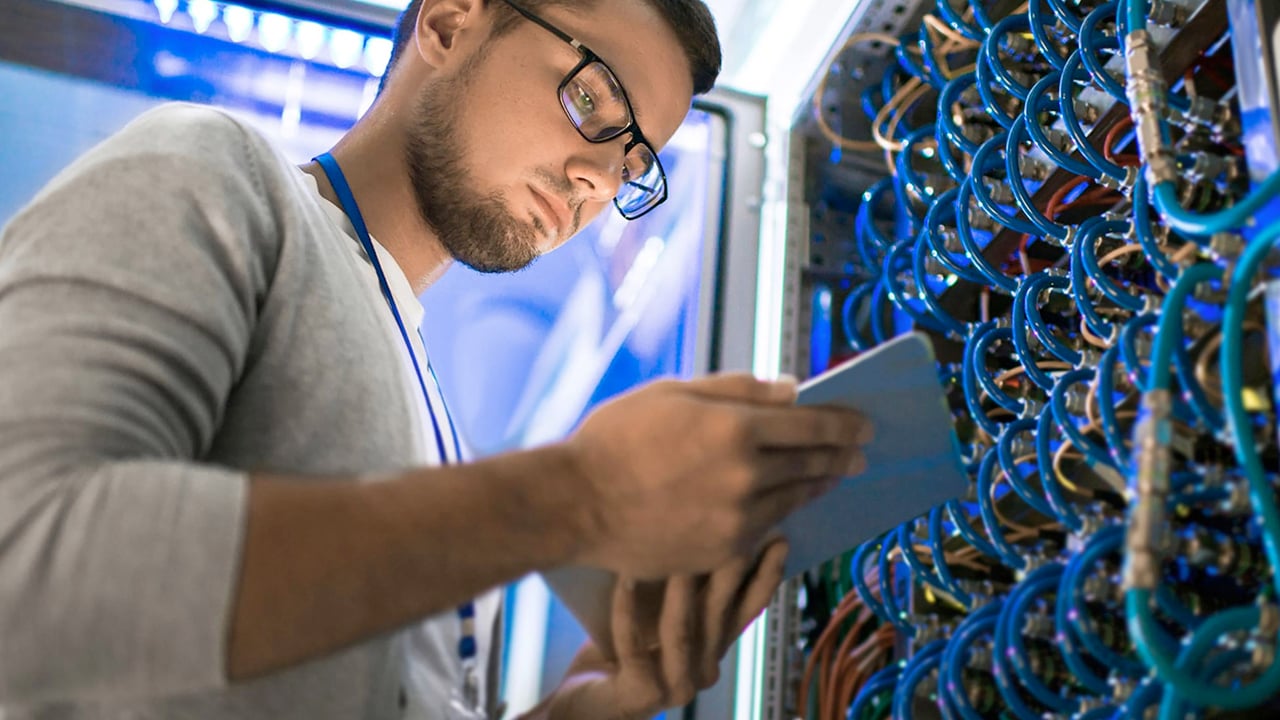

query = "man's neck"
[{"left": 301, "top": 116, "right": 453, "bottom": 294}]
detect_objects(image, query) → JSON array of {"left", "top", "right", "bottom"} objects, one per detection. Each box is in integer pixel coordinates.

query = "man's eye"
[{"left": 572, "top": 85, "right": 595, "bottom": 114}]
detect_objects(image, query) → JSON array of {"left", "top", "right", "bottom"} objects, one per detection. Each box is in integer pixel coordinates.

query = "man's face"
[{"left": 405, "top": 0, "right": 695, "bottom": 274}]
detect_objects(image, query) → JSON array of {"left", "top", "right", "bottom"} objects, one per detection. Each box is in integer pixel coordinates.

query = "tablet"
[{"left": 543, "top": 332, "right": 967, "bottom": 654}]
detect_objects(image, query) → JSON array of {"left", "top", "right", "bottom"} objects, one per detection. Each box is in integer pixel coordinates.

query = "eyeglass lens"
[{"left": 559, "top": 60, "right": 665, "bottom": 216}]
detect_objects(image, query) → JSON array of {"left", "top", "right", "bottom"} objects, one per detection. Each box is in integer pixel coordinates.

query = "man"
[{"left": 0, "top": 0, "right": 871, "bottom": 717}]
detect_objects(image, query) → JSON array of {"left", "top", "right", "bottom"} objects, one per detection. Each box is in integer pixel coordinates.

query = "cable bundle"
[{"left": 799, "top": 0, "right": 1280, "bottom": 716}]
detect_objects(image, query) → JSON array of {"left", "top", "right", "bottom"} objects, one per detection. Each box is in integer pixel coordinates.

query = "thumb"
[{"left": 683, "top": 373, "right": 798, "bottom": 405}]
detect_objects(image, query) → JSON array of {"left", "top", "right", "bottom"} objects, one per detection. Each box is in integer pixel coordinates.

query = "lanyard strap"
[{"left": 313, "top": 153, "right": 479, "bottom": 685}]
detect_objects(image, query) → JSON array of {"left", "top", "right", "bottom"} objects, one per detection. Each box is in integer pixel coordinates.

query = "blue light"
[
  {"left": 187, "top": 0, "right": 217, "bottom": 33},
  {"left": 223, "top": 4, "right": 254, "bottom": 43},
  {"left": 153, "top": 0, "right": 177, "bottom": 24},
  {"left": 296, "top": 21, "right": 326, "bottom": 60},
  {"left": 364, "top": 37, "right": 392, "bottom": 77},
  {"left": 330, "top": 29, "right": 365, "bottom": 69},
  {"left": 258, "top": 12, "right": 292, "bottom": 53}
]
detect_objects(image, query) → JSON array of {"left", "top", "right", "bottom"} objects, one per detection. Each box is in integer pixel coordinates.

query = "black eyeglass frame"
[{"left": 496, "top": 0, "right": 669, "bottom": 220}]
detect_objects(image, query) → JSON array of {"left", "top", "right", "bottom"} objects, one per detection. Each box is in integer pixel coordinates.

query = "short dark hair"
[{"left": 381, "top": 0, "right": 721, "bottom": 95}]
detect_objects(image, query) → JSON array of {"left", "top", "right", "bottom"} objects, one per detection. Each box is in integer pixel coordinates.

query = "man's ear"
[{"left": 412, "top": 0, "right": 485, "bottom": 68}]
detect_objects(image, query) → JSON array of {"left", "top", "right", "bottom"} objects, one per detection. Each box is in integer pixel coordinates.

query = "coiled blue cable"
[
  {"left": 1027, "top": 0, "right": 1070, "bottom": 71},
  {"left": 1050, "top": 368, "right": 1121, "bottom": 472},
  {"left": 841, "top": 282, "right": 876, "bottom": 353},
  {"left": 974, "top": 52, "right": 1019, "bottom": 131},
  {"left": 893, "top": 639, "right": 949, "bottom": 720},
  {"left": 971, "top": 134, "right": 1044, "bottom": 236},
  {"left": 1078, "top": 2, "right": 1128, "bottom": 104},
  {"left": 1010, "top": 275, "right": 1060, "bottom": 390},
  {"left": 924, "top": 187, "right": 989, "bottom": 284},
  {"left": 1077, "top": 219, "right": 1147, "bottom": 313},
  {"left": 852, "top": 539, "right": 892, "bottom": 623},
  {"left": 883, "top": 238, "right": 949, "bottom": 334},
  {"left": 969, "top": 323, "right": 1025, "bottom": 415},
  {"left": 935, "top": 0, "right": 985, "bottom": 41},
  {"left": 1023, "top": 71, "right": 1103, "bottom": 179},
  {"left": 879, "top": 530, "right": 916, "bottom": 633},
  {"left": 956, "top": 178, "right": 1020, "bottom": 293},
  {"left": 1069, "top": 219, "right": 1122, "bottom": 343},
  {"left": 1034, "top": 406, "right": 1086, "bottom": 532},
  {"left": 912, "top": 233, "right": 970, "bottom": 338},
  {"left": 928, "top": 505, "right": 975, "bottom": 604},
  {"left": 976, "top": 447, "right": 1030, "bottom": 568},
  {"left": 996, "top": 563, "right": 1077, "bottom": 713},
  {"left": 942, "top": 600, "right": 1005, "bottom": 720},
  {"left": 1095, "top": 341, "right": 1132, "bottom": 472},
  {"left": 1022, "top": 273, "right": 1083, "bottom": 364},
  {"left": 963, "top": 322, "right": 1012, "bottom": 438},
  {"left": 981, "top": 15, "right": 1034, "bottom": 102},
  {"left": 848, "top": 663, "right": 903, "bottom": 720},
  {"left": 938, "top": 72, "right": 983, "bottom": 157},
  {"left": 1005, "top": 116, "right": 1074, "bottom": 243},
  {"left": 996, "top": 419, "right": 1059, "bottom": 516},
  {"left": 1059, "top": 50, "right": 1130, "bottom": 182},
  {"left": 947, "top": 498, "right": 1003, "bottom": 560},
  {"left": 1057, "top": 525, "right": 1148, "bottom": 676}
]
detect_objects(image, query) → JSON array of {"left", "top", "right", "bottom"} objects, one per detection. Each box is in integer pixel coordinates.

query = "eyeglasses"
[{"left": 497, "top": 0, "right": 668, "bottom": 220}]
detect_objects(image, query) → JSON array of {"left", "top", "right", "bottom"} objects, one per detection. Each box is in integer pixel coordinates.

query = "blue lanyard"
[{"left": 313, "top": 153, "right": 480, "bottom": 683}]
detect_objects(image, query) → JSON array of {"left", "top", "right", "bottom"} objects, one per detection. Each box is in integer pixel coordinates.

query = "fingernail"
[{"left": 771, "top": 375, "right": 798, "bottom": 399}]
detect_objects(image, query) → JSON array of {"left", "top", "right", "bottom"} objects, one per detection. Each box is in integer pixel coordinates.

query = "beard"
[{"left": 404, "top": 71, "right": 542, "bottom": 274}]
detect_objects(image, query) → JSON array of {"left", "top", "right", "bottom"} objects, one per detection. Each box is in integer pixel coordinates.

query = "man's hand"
[
  {"left": 528, "top": 540, "right": 790, "bottom": 720},
  {"left": 566, "top": 374, "right": 871, "bottom": 578}
]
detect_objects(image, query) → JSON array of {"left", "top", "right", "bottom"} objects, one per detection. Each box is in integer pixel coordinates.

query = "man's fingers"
[
  {"left": 746, "top": 405, "right": 873, "bottom": 450},
  {"left": 730, "top": 540, "right": 789, "bottom": 640},
  {"left": 611, "top": 577, "right": 651, "bottom": 668},
  {"left": 753, "top": 446, "right": 868, "bottom": 491},
  {"left": 658, "top": 575, "right": 699, "bottom": 705},
  {"left": 683, "top": 373, "right": 798, "bottom": 405},
  {"left": 700, "top": 555, "right": 752, "bottom": 678}
]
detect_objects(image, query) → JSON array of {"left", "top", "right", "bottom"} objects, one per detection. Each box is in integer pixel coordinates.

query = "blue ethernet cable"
[
  {"left": 1157, "top": 649, "right": 1253, "bottom": 720},
  {"left": 1150, "top": 169, "right": 1280, "bottom": 237},
  {"left": 974, "top": 53, "right": 1019, "bottom": 131},
  {"left": 1052, "top": 537, "right": 1114, "bottom": 695},
  {"left": 1005, "top": 116, "right": 1075, "bottom": 243},
  {"left": 852, "top": 540, "right": 893, "bottom": 623},
  {"left": 858, "top": 178, "right": 897, "bottom": 251},
  {"left": 924, "top": 187, "right": 989, "bottom": 284},
  {"left": 935, "top": 0, "right": 985, "bottom": 41},
  {"left": 996, "top": 563, "right": 1077, "bottom": 713},
  {"left": 927, "top": 505, "right": 974, "bottom": 604},
  {"left": 956, "top": 182, "right": 1020, "bottom": 293},
  {"left": 841, "top": 282, "right": 876, "bottom": 353},
  {"left": 1118, "top": 677, "right": 1164, "bottom": 719},
  {"left": 897, "top": 32, "right": 933, "bottom": 85},
  {"left": 1131, "top": 175, "right": 1198, "bottom": 286},
  {"left": 1050, "top": 368, "right": 1121, "bottom": 471},
  {"left": 969, "top": 323, "right": 1026, "bottom": 415},
  {"left": 1069, "top": 220, "right": 1122, "bottom": 343},
  {"left": 938, "top": 72, "right": 983, "bottom": 158},
  {"left": 1058, "top": 525, "right": 1148, "bottom": 675},
  {"left": 962, "top": 323, "right": 1012, "bottom": 437},
  {"left": 1095, "top": 343, "right": 1132, "bottom": 472},
  {"left": 1027, "top": 0, "right": 1070, "bottom": 71},
  {"left": 946, "top": 499, "right": 1003, "bottom": 560},
  {"left": 883, "top": 238, "right": 949, "bottom": 334},
  {"left": 1059, "top": 50, "right": 1130, "bottom": 183},
  {"left": 1023, "top": 72, "right": 1103, "bottom": 179},
  {"left": 981, "top": 15, "right": 1034, "bottom": 103},
  {"left": 976, "top": 447, "right": 1029, "bottom": 569},
  {"left": 1034, "top": 407, "right": 1086, "bottom": 532},
  {"left": 970, "top": 134, "right": 1044, "bottom": 236},
  {"left": 1021, "top": 273, "right": 1083, "bottom": 364},
  {"left": 1126, "top": 224, "right": 1280, "bottom": 708},
  {"left": 898, "top": 125, "right": 942, "bottom": 203},
  {"left": 892, "top": 639, "right": 949, "bottom": 720},
  {"left": 1118, "top": 313, "right": 1200, "bottom": 424},
  {"left": 916, "top": 25, "right": 952, "bottom": 89},
  {"left": 878, "top": 530, "right": 916, "bottom": 633},
  {"left": 1077, "top": 219, "right": 1148, "bottom": 313},
  {"left": 1078, "top": 2, "right": 1129, "bottom": 104},
  {"left": 912, "top": 233, "right": 971, "bottom": 338},
  {"left": 870, "top": 280, "right": 893, "bottom": 344},
  {"left": 1046, "top": 0, "right": 1085, "bottom": 33},
  {"left": 942, "top": 600, "right": 1006, "bottom": 720},
  {"left": 1010, "top": 275, "right": 1060, "bottom": 390},
  {"left": 996, "top": 418, "right": 1060, "bottom": 516},
  {"left": 936, "top": 123, "right": 971, "bottom": 184},
  {"left": 848, "top": 664, "right": 903, "bottom": 720},
  {"left": 897, "top": 521, "right": 951, "bottom": 596}
]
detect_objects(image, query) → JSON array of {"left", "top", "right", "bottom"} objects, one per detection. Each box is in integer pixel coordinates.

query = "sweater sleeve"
[{"left": 0, "top": 104, "right": 281, "bottom": 704}]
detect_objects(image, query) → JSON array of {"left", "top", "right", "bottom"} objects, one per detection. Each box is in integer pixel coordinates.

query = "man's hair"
[{"left": 381, "top": 0, "right": 721, "bottom": 95}]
